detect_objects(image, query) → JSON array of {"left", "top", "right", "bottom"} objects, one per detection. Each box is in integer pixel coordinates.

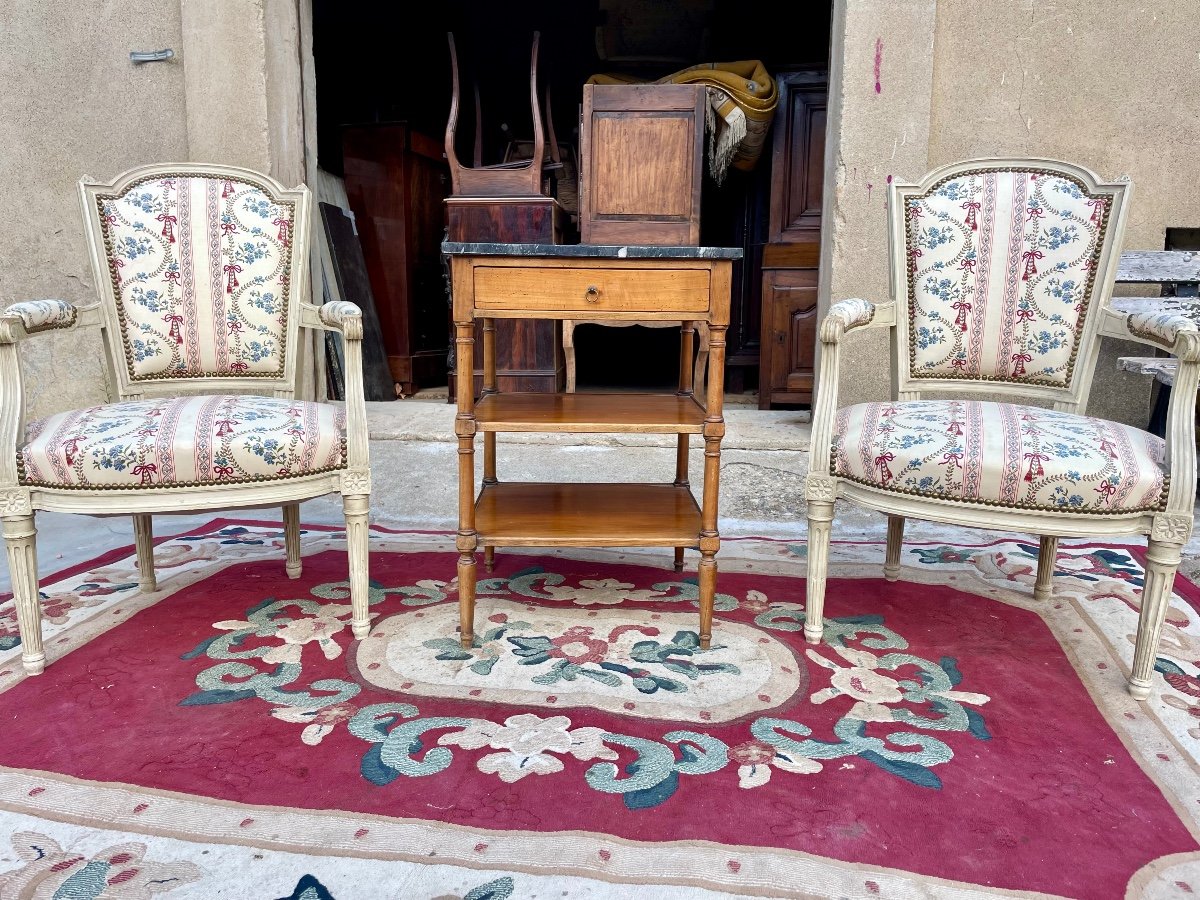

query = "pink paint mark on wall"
[
  {"left": 867, "top": 183, "right": 874, "bottom": 202},
  {"left": 886, "top": 174, "right": 893, "bottom": 185},
  {"left": 874, "top": 38, "right": 884, "bottom": 94}
]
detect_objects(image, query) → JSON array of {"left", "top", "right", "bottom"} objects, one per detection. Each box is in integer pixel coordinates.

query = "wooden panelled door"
[{"left": 759, "top": 71, "right": 827, "bottom": 409}]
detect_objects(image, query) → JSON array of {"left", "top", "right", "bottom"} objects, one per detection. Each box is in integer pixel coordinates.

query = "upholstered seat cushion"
[
  {"left": 19, "top": 395, "right": 345, "bottom": 488},
  {"left": 832, "top": 400, "right": 1167, "bottom": 514}
]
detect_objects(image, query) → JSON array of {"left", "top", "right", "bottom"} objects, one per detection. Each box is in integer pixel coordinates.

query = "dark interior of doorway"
[{"left": 311, "top": 0, "right": 832, "bottom": 396}]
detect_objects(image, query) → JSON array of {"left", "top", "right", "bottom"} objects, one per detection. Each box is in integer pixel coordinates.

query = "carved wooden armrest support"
[
  {"left": 318, "top": 301, "right": 364, "bottom": 340},
  {"left": 0, "top": 299, "right": 78, "bottom": 342},
  {"left": 820, "top": 299, "right": 892, "bottom": 343}
]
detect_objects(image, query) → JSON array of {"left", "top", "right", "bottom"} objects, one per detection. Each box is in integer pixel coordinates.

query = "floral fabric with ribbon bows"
[
  {"left": 831, "top": 399, "right": 1166, "bottom": 514},
  {"left": 95, "top": 175, "right": 294, "bottom": 380},
  {"left": 904, "top": 170, "right": 1109, "bottom": 386},
  {"left": 17, "top": 395, "right": 345, "bottom": 489}
]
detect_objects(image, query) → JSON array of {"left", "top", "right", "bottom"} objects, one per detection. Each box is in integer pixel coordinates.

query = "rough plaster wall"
[
  {"left": 179, "top": 0, "right": 271, "bottom": 170},
  {"left": 820, "top": 0, "right": 937, "bottom": 409},
  {"left": 265, "top": 0, "right": 305, "bottom": 189},
  {"left": 0, "top": 1, "right": 189, "bottom": 419},
  {"left": 926, "top": 0, "right": 1200, "bottom": 425}
]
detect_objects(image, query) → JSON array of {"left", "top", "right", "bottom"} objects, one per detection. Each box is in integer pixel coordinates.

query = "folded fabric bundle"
[{"left": 587, "top": 60, "right": 778, "bottom": 185}]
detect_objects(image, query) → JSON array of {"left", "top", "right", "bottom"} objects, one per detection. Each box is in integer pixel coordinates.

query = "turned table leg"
[
  {"left": 455, "top": 320, "right": 479, "bottom": 648},
  {"left": 481, "top": 317, "right": 498, "bottom": 577},
  {"left": 697, "top": 324, "right": 727, "bottom": 650},
  {"left": 675, "top": 321, "right": 694, "bottom": 574}
]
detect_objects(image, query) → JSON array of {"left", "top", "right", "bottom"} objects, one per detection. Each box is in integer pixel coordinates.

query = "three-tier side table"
[{"left": 442, "top": 241, "right": 742, "bottom": 648}]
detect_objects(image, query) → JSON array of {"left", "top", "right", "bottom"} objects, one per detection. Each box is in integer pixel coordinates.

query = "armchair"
[
  {"left": 1, "top": 163, "right": 373, "bottom": 675},
  {"left": 805, "top": 158, "right": 1196, "bottom": 700}
]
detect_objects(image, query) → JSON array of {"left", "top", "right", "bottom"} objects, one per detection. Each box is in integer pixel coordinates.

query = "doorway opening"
[{"left": 310, "top": 0, "right": 833, "bottom": 406}]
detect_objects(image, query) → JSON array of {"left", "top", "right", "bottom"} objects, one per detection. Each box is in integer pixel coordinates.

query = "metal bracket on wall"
[{"left": 129, "top": 49, "right": 175, "bottom": 63}]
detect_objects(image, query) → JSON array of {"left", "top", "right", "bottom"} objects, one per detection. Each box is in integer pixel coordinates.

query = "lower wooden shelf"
[{"left": 475, "top": 482, "right": 701, "bottom": 547}]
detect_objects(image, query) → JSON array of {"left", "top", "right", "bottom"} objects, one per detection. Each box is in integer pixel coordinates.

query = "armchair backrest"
[
  {"left": 79, "top": 164, "right": 311, "bottom": 399},
  {"left": 890, "top": 158, "right": 1129, "bottom": 411}
]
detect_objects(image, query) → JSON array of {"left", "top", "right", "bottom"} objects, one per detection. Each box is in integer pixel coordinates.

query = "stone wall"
[
  {"left": 1, "top": 0, "right": 309, "bottom": 421},
  {"left": 822, "top": 0, "right": 1200, "bottom": 424},
  {"left": 0, "top": 1, "right": 189, "bottom": 417}
]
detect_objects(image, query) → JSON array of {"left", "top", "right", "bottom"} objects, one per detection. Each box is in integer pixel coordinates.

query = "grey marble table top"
[{"left": 441, "top": 242, "right": 743, "bottom": 260}]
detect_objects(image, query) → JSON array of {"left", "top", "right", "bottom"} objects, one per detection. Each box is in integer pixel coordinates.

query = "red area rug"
[{"left": 0, "top": 518, "right": 1198, "bottom": 899}]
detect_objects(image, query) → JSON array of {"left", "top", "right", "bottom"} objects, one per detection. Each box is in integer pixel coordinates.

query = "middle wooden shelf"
[
  {"left": 475, "top": 482, "right": 702, "bottom": 547},
  {"left": 473, "top": 391, "right": 706, "bottom": 433}
]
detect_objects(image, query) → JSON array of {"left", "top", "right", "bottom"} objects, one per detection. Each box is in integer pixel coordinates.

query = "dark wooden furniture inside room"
[
  {"left": 341, "top": 122, "right": 450, "bottom": 397},
  {"left": 758, "top": 70, "right": 828, "bottom": 408}
]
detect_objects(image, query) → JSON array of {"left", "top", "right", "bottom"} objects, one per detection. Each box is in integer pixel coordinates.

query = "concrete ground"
[{"left": 6, "top": 390, "right": 1200, "bottom": 591}]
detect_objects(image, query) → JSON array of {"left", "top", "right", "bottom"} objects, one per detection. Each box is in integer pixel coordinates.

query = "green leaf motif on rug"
[
  {"left": 464, "top": 877, "right": 515, "bottom": 900},
  {"left": 174, "top": 573, "right": 993, "bottom": 802}
]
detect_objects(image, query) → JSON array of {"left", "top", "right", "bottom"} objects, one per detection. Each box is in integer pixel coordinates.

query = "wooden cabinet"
[
  {"left": 758, "top": 71, "right": 827, "bottom": 408},
  {"left": 579, "top": 84, "right": 706, "bottom": 246},
  {"left": 341, "top": 122, "right": 450, "bottom": 396}
]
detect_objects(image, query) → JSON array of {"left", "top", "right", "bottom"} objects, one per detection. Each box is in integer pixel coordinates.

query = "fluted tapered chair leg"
[
  {"left": 4, "top": 515, "right": 44, "bottom": 675},
  {"left": 283, "top": 502, "right": 302, "bottom": 579},
  {"left": 343, "top": 493, "right": 371, "bottom": 639},
  {"left": 805, "top": 500, "right": 834, "bottom": 644},
  {"left": 1128, "top": 538, "right": 1183, "bottom": 700},
  {"left": 884, "top": 515, "right": 904, "bottom": 581},
  {"left": 1034, "top": 535, "right": 1058, "bottom": 602},
  {"left": 132, "top": 513, "right": 157, "bottom": 592}
]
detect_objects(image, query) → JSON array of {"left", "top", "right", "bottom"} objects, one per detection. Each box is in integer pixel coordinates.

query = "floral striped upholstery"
[
  {"left": 905, "top": 169, "right": 1110, "bottom": 386},
  {"left": 19, "top": 396, "right": 345, "bottom": 489},
  {"left": 95, "top": 175, "right": 295, "bottom": 380},
  {"left": 832, "top": 400, "right": 1166, "bottom": 514}
]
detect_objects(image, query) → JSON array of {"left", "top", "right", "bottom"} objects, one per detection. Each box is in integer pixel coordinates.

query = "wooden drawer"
[{"left": 473, "top": 265, "right": 710, "bottom": 313}]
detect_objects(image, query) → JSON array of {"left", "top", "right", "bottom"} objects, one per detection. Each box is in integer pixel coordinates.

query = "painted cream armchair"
[
  {"left": 1, "top": 163, "right": 372, "bottom": 675},
  {"left": 805, "top": 158, "right": 1198, "bottom": 700}
]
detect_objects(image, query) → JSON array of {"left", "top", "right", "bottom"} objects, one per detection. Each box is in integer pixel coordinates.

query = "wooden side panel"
[
  {"left": 759, "top": 269, "right": 818, "bottom": 407},
  {"left": 580, "top": 84, "right": 705, "bottom": 246},
  {"left": 592, "top": 115, "right": 693, "bottom": 217},
  {"left": 772, "top": 83, "right": 827, "bottom": 241},
  {"left": 759, "top": 71, "right": 828, "bottom": 408}
]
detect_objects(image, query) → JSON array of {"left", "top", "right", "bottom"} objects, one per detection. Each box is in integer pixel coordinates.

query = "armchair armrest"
[
  {"left": 821, "top": 298, "right": 883, "bottom": 342},
  {"left": 810, "top": 299, "right": 895, "bottom": 477},
  {"left": 0, "top": 299, "right": 78, "bottom": 342},
  {"left": 318, "top": 300, "right": 364, "bottom": 340},
  {"left": 1100, "top": 298, "right": 1200, "bottom": 515},
  {"left": 304, "top": 300, "right": 369, "bottom": 471},
  {"left": 1103, "top": 298, "right": 1200, "bottom": 362}
]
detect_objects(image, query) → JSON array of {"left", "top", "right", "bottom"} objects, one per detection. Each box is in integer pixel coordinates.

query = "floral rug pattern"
[{"left": 0, "top": 519, "right": 1198, "bottom": 898}]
